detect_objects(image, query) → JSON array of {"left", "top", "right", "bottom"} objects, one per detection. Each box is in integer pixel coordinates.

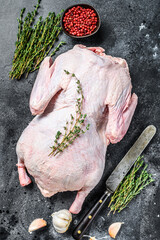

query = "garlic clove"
[
  {"left": 52, "top": 214, "right": 69, "bottom": 228},
  {"left": 108, "top": 222, "right": 124, "bottom": 238},
  {"left": 52, "top": 209, "right": 72, "bottom": 233},
  {"left": 28, "top": 218, "right": 47, "bottom": 233}
]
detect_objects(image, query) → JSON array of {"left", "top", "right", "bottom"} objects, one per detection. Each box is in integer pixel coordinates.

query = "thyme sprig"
[
  {"left": 108, "top": 156, "right": 154, "bottom": 214},
  {"left": 9, "top": 0, "right": 65, "bottom": 80},
  {"left": 49, "top": 70, "right": 90, "bottom": 156}
]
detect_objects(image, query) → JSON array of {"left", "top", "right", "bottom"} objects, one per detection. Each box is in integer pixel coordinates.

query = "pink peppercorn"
[{"left": 63, "top": 6, "right": 98, "bottom": 36}]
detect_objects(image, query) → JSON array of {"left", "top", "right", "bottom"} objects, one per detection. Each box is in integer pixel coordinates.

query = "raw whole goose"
[{"left": 16, "top": 45, "right": 138, "bottom": 214}]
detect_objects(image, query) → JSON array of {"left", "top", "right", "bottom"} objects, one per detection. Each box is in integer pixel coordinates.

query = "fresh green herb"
[
  {"left": 108, "top": 156, "right": 154, "bottom": 214},
  {"left": 9, "top": 0, "right": 65, "bottom": 80},
  {"left": 49, "top": 70, "right": 90, "bottom": 156}
]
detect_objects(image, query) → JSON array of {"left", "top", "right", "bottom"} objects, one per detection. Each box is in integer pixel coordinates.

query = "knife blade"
[{"left": 72, "top": 125, "right": 156, "bottom": 240}]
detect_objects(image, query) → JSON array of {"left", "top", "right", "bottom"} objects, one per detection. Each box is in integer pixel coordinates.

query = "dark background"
[{"left": 0, "top": 0, "right": 160, "bottom": 239}]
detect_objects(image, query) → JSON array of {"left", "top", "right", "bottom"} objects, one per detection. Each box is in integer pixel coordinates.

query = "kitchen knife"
[{"left": 72, "top": 125, "right": 156, "bottom": 240}]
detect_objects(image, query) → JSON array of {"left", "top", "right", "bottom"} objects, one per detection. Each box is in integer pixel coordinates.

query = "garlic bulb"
[
  {"left": 28, "top": 218, "right": 47, "bottom": 233},
  {"left": 51, "top": 209, "right": 72, "bottom": 233},
  {"left": 108, "top": 222, "right": 124, "bottom": 238}
]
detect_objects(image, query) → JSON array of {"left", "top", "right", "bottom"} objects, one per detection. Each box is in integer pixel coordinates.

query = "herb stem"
[
  {"left": 9, "top": 0, "right": 65, "bottom": 80},
  {"left": 49, "top": 70, "right": 90, "bottom": 156},
  {"left": 108, "top": 156, "right": 154, "bottom": 214}
]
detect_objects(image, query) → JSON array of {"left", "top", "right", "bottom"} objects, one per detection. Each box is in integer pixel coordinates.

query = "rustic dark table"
[{"left": 0, "top": 0, "right": 160, "bottom": 239}]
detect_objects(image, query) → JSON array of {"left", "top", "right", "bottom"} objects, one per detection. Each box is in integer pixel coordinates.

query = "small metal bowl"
[{"left": 61, "top": 3, "right": 101, "bottom": 38}]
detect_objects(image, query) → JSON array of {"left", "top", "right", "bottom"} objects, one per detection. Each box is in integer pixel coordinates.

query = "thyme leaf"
[
  {"left": 108, "top": 156, "right": 154, "bottom": 214},
  {"left": 49, "top": 70, "right": 90, "bottom": 156},
  {"left": 9, "top": 0, "right": 65, "bottom": 80}
]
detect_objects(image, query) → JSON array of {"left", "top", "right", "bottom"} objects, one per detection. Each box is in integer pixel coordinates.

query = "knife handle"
[{"left": 72, "top": 189, "right": 112, "bottom": 240}]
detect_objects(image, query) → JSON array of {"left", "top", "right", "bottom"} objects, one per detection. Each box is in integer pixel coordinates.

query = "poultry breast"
[{"left": 16, "top": 45, "right": 138, "bottom": 214}]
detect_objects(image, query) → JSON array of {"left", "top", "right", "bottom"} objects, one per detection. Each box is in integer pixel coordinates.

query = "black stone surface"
[{"left": 0, "top": 0, "right": 160, "bottom": 240}]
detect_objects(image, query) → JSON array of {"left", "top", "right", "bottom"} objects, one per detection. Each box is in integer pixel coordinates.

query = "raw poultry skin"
[{"left": 16, "top": 45, "right": 138, "bottom": 214}]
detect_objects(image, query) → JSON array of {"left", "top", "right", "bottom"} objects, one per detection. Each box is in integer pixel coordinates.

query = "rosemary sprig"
[
  {"left": 108, "top": 156, "right": 154, "bottom": 214},
  {"left": 49, "top": 70, "right": 90, "bottom": 156},
  {"left": 9, "top": 0, "right": 65, "bottom": 80}
]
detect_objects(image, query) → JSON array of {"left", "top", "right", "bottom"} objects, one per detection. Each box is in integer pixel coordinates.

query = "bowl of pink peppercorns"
[{"left": 61, "top": 4, "right": 101, "bottom": 38}]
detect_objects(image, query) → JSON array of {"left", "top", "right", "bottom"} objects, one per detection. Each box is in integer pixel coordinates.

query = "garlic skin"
[
  {"left": 108, "top": 222, "right": 124, "bottom": 238},
  {"left": 52, "top": 209, "right": 72, "bottom": 233},
  {"left": 28, "top": 218, "right": 47, "bottom": 233}
]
